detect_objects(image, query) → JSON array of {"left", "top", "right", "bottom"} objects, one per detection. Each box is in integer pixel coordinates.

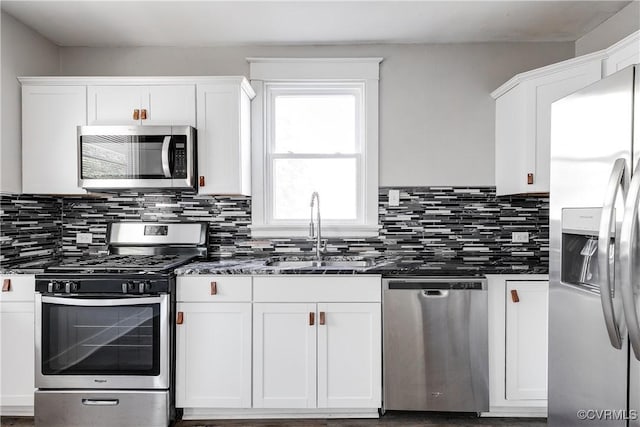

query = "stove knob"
[
  {"left": 47, "top": 282, "right": 54, "bottom": 293},
  {"left": 138, "top": 282, "right": 152, "bottom": 294},
  {"left": 54, "top": 282, "right": 64, "bottom": 293},
  {"left": 122, "top": 282, "right": 129, "bottom": 294},
  {"left": 64, "top": 282, "right": 78, "bottom": 293}
]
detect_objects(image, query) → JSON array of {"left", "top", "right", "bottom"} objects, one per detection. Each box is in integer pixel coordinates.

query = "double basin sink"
[{"left": 265, "top": 258, "right": 376, "bottom": 270}]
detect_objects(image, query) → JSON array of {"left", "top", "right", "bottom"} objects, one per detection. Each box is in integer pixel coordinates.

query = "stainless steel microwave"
[{"left": 78, "top": 125, "right": 196, "bottom": 190}]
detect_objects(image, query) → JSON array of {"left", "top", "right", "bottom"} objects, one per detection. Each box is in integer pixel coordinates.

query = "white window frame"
[{"left": 248, "top": 57, "right": 382, "bottom": 238}]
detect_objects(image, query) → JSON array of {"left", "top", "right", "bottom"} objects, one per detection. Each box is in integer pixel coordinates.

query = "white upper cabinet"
[
  {"left": 21, "top": 84, "right": 87, "bottom": 195},
  {"left": 18, "top": 77, "right": 251, "bottom": 195},
  {"left": 196, "top": 79, "right": 254, "bottom": 196},
  {"left": 88, "top": 84, "right": 196, "bottom": 126},
  {"left": 603, "top": 30, "right": 640, "bottom": 77},
  {"left": 492, "top": 53, "right": 603, "bottom": 195}
]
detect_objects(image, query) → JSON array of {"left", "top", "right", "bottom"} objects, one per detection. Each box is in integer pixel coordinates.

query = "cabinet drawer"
[
  {"left": 253, "top": 276, "right": 381, "bottom": 303},
  {"left": 177, "top": 276, "right": 251, "bottom": 302},
  {"left": 0, "top": 275, "right": 35, "bottom": 302}
]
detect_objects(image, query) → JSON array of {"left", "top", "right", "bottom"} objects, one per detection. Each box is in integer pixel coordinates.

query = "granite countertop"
[
  {"left": 0, "top": 258, "right": 61, "bottom": 275},
  {"left": 174, "top": 256, "right": 393, "bottom": 275},
  {"left": 1, "top": 256, "right": 548, "bottom": 277},
  {"left": 175, "top": 256, "right": 549, "bottom": 276}
]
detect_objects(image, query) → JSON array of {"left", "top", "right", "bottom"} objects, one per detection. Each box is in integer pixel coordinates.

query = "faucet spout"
[{"left": 309, "top": 192, "right": 322, "bottom": 261}]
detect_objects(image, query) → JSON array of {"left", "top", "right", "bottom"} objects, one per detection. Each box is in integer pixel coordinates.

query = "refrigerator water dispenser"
[{"left": 561, "top": 208, "right": 614, "bottom": 288}]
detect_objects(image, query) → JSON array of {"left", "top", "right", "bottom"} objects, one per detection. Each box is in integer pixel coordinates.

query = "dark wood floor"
[{"left": 2, "top": 413, "right": 547, "bottom": 427}]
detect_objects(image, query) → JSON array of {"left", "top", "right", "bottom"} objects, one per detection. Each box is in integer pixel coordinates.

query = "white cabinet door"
[
  {"left": 253, "top": 303, "right": 317, "bottom": 408},
  {"left": 317, "top": 303, "right": 381, "bottom": 409},
  {"left": 88, "top": 86, "right": 142, "bottom": 125},
  {"left": 494, "top": 57, "right": 601, "bottom": 195},
  {"left": 175, "top": 302, "right": 251, "bottom": 408},
  {"left": 88, "top": 85, "right": 196, "bottom": 126},
  {"left": 196, "top": 83, "right": 251, "bottom": 196},
  {"left": 527, "top": 60, "right": 602, "bottom": 194},
  {"left": 142, "top": 85, "right": 196, "bottom": 126},
  {"left": 604, "top": 31, "right": 640, "bottom": 77},
  {"left": 505, "top": 281, "right": 548, "bottom": 400},
  {"left": 22, "top": 85, "right": 86, "bottom": 195},
  {"left": 0, "top": 301, "right": 35, "bottom": 414}
]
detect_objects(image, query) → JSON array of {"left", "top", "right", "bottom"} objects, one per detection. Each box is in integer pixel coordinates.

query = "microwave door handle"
[
  {"left": 161, "top": 136, "right": 172, "bottom": 178},
  {"left": 597, "top": 158, "right": 627, "bottom": 349},
  {"left": 621, "top": 158, "right": 640, "bottom": 360}
]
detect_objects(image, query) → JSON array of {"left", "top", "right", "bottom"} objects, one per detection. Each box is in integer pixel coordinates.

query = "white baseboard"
[
  {"left": 182, "top": 408, "right": 380, "bottom": 420},
  {"left": 482, "top": 406, "right": 547, "bottom": 418},
  {"left": 0, "top": 406, "right": 34, "bottom": 416}
]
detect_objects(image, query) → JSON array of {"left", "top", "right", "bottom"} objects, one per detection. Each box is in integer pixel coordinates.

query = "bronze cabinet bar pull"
[
  {"left": 210, "top": 281, "right": 218, "bottom": 295},
  {"left": 511, "top": 289, "right": 520, "bottom": 303},
  {"left": 133, "top": 109, "right": 140, "bottom": 120},
  {"left": 319, "top": 311, "right": 326, "bottom": 325},
  {"left": 2, "top": 279, "right": 11, "bottom": 292},
  {"left": 199, "top": 176, "right": 205, "bottom": 187},
  {"left": 309, "top": 312, "right": 315, "bottom": 326},
  {"left": 140, "top": 109, "right": 148, "bottom": 120},
  {"left": 527, "top": 173, "right": 534, "bottom": 185},
  {"left": 176, "top": 312, "right": 184, "bottom": 324}
]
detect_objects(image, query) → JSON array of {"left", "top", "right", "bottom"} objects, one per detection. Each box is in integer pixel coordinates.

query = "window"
[{"left": 249, "top": 58, "right": 381, "bottom": 237}]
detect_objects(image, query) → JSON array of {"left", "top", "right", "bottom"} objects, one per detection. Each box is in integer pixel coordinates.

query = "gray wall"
[
  {"left": 1, "top": 11, "right": 59, "bottom": 193},
  {"left": 575, "top": 1, "right": 640, "bottom": 55},
  {"left": 58, "top": 42, "right": 573, "bottom": 186}
]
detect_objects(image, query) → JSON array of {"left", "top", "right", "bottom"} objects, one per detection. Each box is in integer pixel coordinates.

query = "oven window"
[{"left": 41, "top": 302, "right": 160, "bottom": 376}]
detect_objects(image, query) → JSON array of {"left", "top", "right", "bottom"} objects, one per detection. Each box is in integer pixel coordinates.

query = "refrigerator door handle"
[
  {"left": 621, "top": 158, "right": 640, "bottom": 360},
  {"left": 598, "top": 158, "right": 628, "bottom": 349}
]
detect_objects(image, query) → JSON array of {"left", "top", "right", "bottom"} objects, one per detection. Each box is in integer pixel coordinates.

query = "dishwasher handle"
[{"left": 422, "top": 290, "right": 449, "bottom": 298}]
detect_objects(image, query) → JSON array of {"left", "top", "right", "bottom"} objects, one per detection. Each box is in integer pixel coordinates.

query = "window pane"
[
  {"left": 273, "top": 158, "right": 357, "bottom": 220},
  {"left": 274, "top": 95, "right": 356, "bottom": 154}
]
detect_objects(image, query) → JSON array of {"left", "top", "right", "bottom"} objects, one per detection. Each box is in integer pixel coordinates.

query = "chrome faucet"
[{"left": 309, "top": 192, "right": 326, "bottom": 261}]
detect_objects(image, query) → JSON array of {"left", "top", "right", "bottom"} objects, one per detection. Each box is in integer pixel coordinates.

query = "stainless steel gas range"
[{"left": 34, "top": 222, "right": 207, "bottom": 427}]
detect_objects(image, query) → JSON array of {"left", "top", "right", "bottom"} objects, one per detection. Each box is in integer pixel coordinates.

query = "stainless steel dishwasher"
[{"left": 383, "top": 276, "right": 488, "bottom": 413}]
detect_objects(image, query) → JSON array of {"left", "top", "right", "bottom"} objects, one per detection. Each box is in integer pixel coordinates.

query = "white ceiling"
[{"left": 1, "top": 1, "right": 632, "bottom": 47}]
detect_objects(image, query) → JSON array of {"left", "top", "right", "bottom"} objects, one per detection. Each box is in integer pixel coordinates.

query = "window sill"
[{"left": 250, "top": 224, "right": 380, "bottom": 239}]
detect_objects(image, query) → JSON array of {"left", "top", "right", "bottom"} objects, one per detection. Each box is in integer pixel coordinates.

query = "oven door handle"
[{"left": 41, "top": 296, "right": 164, "bottom": 306}]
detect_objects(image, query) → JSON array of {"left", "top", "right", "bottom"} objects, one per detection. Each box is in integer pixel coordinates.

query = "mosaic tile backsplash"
[
  {"left": 0, "top": 187, "right": 549, "bottom": 271},
  {"left": 0, "top": 194, "right": 61, "bottom": 265}
]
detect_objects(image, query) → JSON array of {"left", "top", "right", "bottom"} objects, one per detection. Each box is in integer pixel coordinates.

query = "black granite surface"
[{"left": 175, "top": 256, "right": 548, "bottom": 276}]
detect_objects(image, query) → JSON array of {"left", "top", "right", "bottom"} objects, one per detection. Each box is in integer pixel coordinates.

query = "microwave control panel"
[{"left": 173, "top": 136, "right": 187, "bottom": 178}]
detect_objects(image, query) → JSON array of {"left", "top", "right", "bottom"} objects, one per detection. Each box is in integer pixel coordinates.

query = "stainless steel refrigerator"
[{"left": 549, "top": 64, "right": 640, "bottom": 426}]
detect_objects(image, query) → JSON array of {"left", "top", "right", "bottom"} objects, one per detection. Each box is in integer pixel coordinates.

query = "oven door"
[
  {"left": 35, "top": 294, "right": 169, "bottom": 390},
  {"left": 78, "top": 125, "right": 195, "bottom": 190}
]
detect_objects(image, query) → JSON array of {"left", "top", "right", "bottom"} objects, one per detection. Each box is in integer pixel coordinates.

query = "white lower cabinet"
[
  {"left": 317, "top": 303, "right": 381, "bottom": 409},
  {"left": 486, "top": 274, "right": 549, "bottom": 417},
  {"left": 0, "top": 275, "right": 35, "bottom": 416},
  {"left": 176, "top": 274, "right": 382, "bottom": 419},
  {"left": 175, "top": 302, "right": 252, "bottom": 408},
  {"left": 505, "top": 281, "right": 549, "bottom": 401},
  {"left": 175, "top": 276, "right": 252, "bottom": 410},
  {"left": 253, "top": 303, "right": 317, "bottom": 408}
]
